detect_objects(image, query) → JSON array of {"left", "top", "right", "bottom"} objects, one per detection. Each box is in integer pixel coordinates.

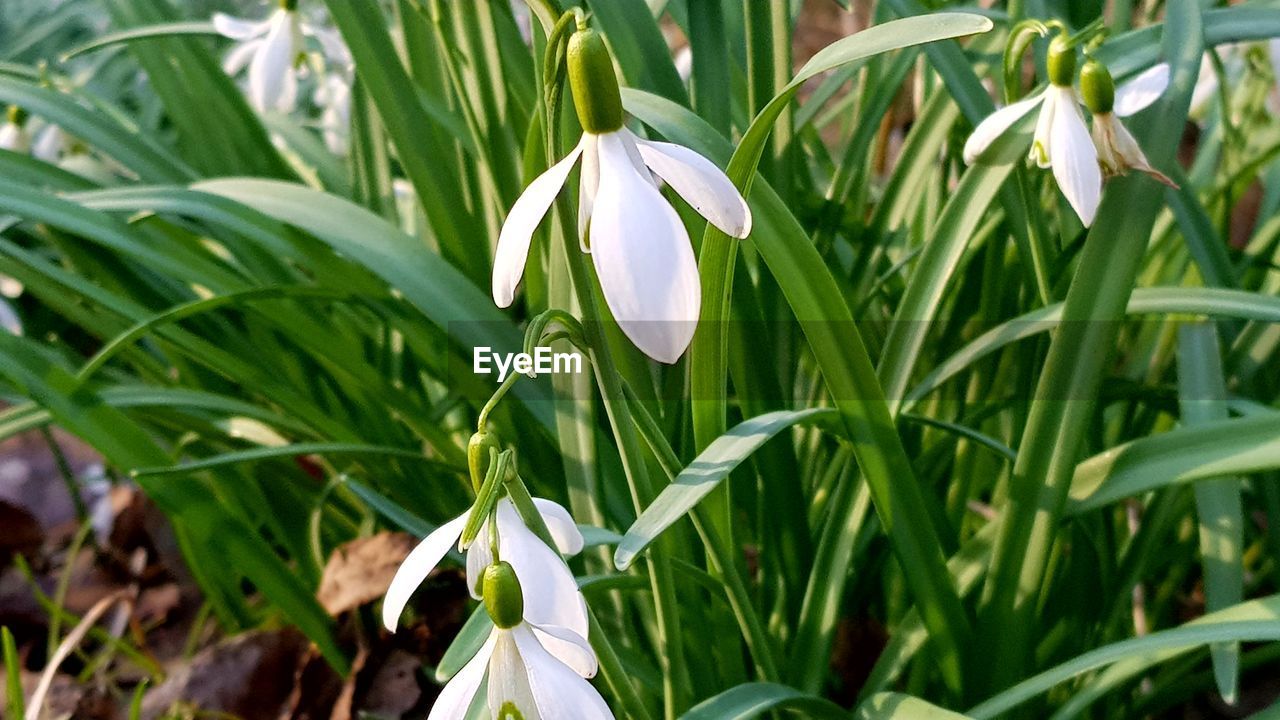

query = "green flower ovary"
[
  {"left": 1046, "top": 35, "right": 1077, "bottom": 87},
  {"left": 1080, "top": 59, "right": 1116, "bottom": 114},
  {"left": 483, "top": 561, "right": 524, "bottom": 629},
  {"left": 567, "top": 28, "right": 624, "bottom": 134}
]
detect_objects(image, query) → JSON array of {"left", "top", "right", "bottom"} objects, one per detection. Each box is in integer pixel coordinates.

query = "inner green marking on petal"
[{"left": 497, "top": 701, "right": 526, "bottom": 720}]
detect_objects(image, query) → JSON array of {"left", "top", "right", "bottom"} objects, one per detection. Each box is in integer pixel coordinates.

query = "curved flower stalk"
[
  {"left": 214, "top": 0, "right": 324, "bottom": 113},
  {"left": 493, "top": 23, "right": 751, "bottom": 364},
  {"left": 431, "top": 562, "right": 613, "bottom": 720},
  {"left": 964, "top": 34, "right": 1171, "bottom": 227},
  {"left": 1082, "top": 61, "right": 1175, "bottom": 188},
  {"left": 382, "top": 497, "right": 588, "bottom": 652}
]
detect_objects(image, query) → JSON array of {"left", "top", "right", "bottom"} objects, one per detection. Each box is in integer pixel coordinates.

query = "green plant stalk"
[
  {"left": 975, "top": 0, "right": 1202, "bottom": 694},
  {"left": 540, "top": 34, "right": 689, "bottom": 708},
  {"left": 621, "top": 381, "right": 782, "bottom": 682},
  {"left": 1177, "top": 322, "right": 1243, "bottom": 704},
  {"left": 3, "top": 626, "right": 23, "bottom": 720},
  {"left": 590, "top": 605, "right": 656, "bottom": 720}
]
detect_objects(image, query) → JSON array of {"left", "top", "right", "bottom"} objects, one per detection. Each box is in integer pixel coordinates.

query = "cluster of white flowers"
[
  {"left": 214, "top": 0, "right": 353, "bottom": 154},
  {"left": 964, "top": 36, "right": 1173, "bottom": 227},
  {"left": 383, "top": 495, "right": 614, "bottom": 718}
]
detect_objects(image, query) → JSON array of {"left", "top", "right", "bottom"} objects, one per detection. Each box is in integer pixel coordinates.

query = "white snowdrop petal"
[
  {"left": 31, "top": 125, "right": 63, "bottom": 162},
  {"left": 532, "top": 498, "right": 585, "bottom": 556},
  {"left": 494, "top": 138, "right": 585, "bottom": 306},
  {"left": 429, "top": 633, "right": 495, "bottom": 720},
  {"left": 248, "top": 11, "right": 298, "bottom": 112},
  {"left": 963, "top": 91, "right": 1045, "bottom": 164},
  {"left": 1114, "top": 63, "right": 1170, "bottom": 117},
  {"left": 0, "top": 123, "right": 30, "bottom": 154},
  {"left": 530, "top": 622, "right": 598, "bottom": 678},
  {"left": 1030, "top": 89, "right": 1057, "bottom": 168},
  {"left": 381, "top": 512, "right": 468, "bottom": 631},
  {"left": 578, "top": 134, "right": 599, "bottom": 250},
  {"left": 464, "top": 531, "right": 494, "bottom": 601},
  {"left": 1049, "top": 98, "right": 1102, "bottom": 227},
  {"left": 635, "top": 136, "right": 752, "bottom": 238},
  {"left": 513, "top": 625, "right": 616, "bottom": 719},
  {"left": 590, "top": 131, "right": 700, "bottom": 364},
  {"left": 212, "top": 12, "right": 270, "bottom": 40},
  {"left": 494, "top": 501, "right": 589, "bottom": 639},
  {"left": 223, "top": 38, "right": 264, "bottom": 75},
  {"left": 488, "top": 631, "right": 538, "bottom": 718}
]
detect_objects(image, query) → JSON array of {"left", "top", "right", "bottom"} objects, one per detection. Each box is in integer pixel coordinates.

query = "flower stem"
[
  {"left": 540, "top": 23, "right": 690, "bottom": 717},
  {"left": 589, "top": 605, "right": 656, "bottom": 720},
  {"left": 620, "top": 380, "right": 782, "bottom": 682}
]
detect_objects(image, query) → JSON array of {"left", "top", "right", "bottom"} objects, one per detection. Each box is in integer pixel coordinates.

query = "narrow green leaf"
[
  {"left": 615, "top": 408, "right": 837, "bottom": 570},
  {"left": 1177, "top": 322, "right": 1244, "bottom": 705},
  {"left": 1069, "top": 414, "right": 1280, "bottom": 513},
  {"left": 60, "top": 21, "right": 220, "bottom": 61},
  {"left": 681, "top": 682, "right": 850, "bottom": 720},
  {"left": 856, "top": 693, "right": 974, "bottom": 720}
]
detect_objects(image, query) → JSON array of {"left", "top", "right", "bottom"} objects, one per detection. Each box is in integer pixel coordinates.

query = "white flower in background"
[
  {"left": 0, "top": 106, "right": 30, "bottom": 153},
  {"left": 315, "top": 74, "right": 351, "bottom": 155},
  {"left": 964, "top": 37, "right": 1102, "bottom": 225},
  {"left": 1083, "top": 61, "right": 1176, "bottom": 188},
  {"left": 31, "top": 123, "right": 65, "bottom": 162},
  {"left": 432, "top": 562, "right": 614, "bottom": 720},
  {"left": 382, "top": 497, "right": 588, "bottom": 655},
  {"left": 214, "top": 1, "right": 307, "bottom": 112},
  {"left": 494, "top": 26, "right": 750, "bottom": 363}
]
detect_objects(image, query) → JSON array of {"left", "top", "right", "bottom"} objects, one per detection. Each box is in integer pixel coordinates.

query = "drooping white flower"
[
  {"left": 31, "top": 123, "right": 65, "bottom": 162},
  {"left": 432, "top": 561, "right": 613, "bottom": 720},
  {"left": 1085, "top": 62, "right": 1176, "bottom": 187},
  {"left": 964, "top": 36, "right": 1172, "bottom": 227},
  {"left": 382, "top": 498, "right": 588, "bottom": 648},
  {"left": 0, "top": 107, "right": 30, "bottom": 153},
  {"left": 964, "top": 86, "right": 1101, "bottom": 225},
  {"left": 314, "top": 74, "right": 351, "bottom": 155},
  {"left": 494, "top": 26, "right": 750, "bottom": 364},
  {"left": 214, "top": 3, "right": 307, "bottom": 113}
]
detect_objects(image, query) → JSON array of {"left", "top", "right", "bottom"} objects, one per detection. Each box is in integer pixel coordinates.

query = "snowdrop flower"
[
  {"left": 382, "top": 497, "right": 588, "bottom": 656},
  {"left": 494, "top": 24, "right": 751, "bottom": 363},
  {"left": 432, "top": 562, "right": 614, "bottom": 720},
  {"left": 315, "top": 74, "right": 351, "bottom": 155},
  {"left": 964, "top": 36, "right": 1103, "bottom": 225},
  {"left": 214, "top": 0, "right": 307, "bottom": 112},
  {"left": 1082, "top": 60, "right": 1176, "bottom": 188},
  {"left": 0, "top": 106, "right": 31, "bottom": 153}
]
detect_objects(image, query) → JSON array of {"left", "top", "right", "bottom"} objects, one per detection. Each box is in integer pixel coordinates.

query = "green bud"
[
  {"left": 467, "top": 430, "right": 501, "bottom": 492},
  {"left": 483, "top": 561, "right": 524, "bottom": 629},
  {"left": 1080, "top": 58, "right": 1115, "bottom": 114},
  {"left": 280, "top": 0, "right": 298, "bottom": 10},
  {"left": 567, "top": 28, "right": 624, "bottom": 134},
  {"left": 6, "top": 106, "right": 27, "bottom": 126},
  {"left": 1047, "top": 35, "right": 1076, "bottom": 87}
]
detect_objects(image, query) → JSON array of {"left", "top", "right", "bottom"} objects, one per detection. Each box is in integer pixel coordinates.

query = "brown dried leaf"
[{"left": 316, "top": 532, "right": 415, "bottom": 616}]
